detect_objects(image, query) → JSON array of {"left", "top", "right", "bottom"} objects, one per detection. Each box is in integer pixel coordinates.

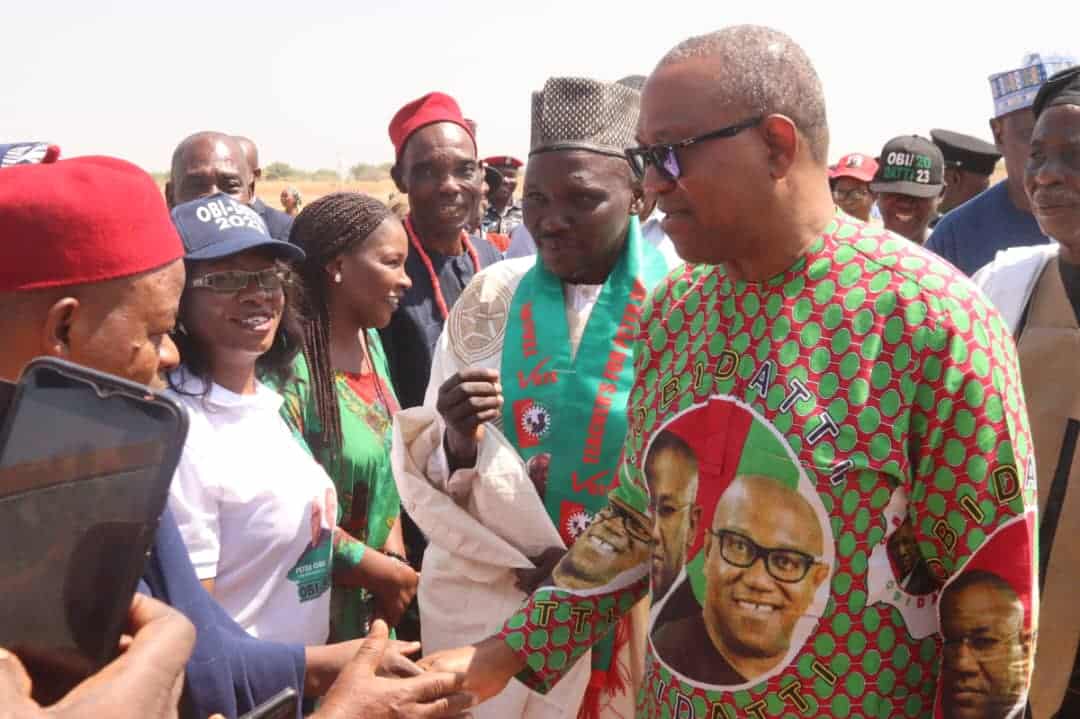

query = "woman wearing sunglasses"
[
  {"left": 273, "top": 192, "right": 418, "bottom": 642},
  {"left": 166, "top": 193, "right": 338, "bottom": 645}
]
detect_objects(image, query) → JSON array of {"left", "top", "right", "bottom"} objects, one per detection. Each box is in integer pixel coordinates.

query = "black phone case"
[{"left": 0, "top": 358, "right": 188, "bottom": 684}]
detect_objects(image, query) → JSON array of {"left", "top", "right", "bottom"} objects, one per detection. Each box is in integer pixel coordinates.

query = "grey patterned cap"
[{"left": 529, "top": 77, "right": 640, "bottom": 158}]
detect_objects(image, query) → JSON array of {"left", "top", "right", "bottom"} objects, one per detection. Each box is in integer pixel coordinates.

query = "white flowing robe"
[{"left": 393, "top": 256, "right": 659, "bottom": 719}]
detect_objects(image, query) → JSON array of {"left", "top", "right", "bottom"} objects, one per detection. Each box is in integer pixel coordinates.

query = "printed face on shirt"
[
  {"left": 552, "top": 498, "right": 651, "bottom": 590},
  {"left": 396, "top": 122, "right": 480, "bottom": 236},
  {"left": 329, "top": 217, "right": 412, "bottom": 329},
  {"left": 522, "top": 149, "right": 640, "bottom": 285},
  {"left": 888, "top": 516, "right": 920, "bottom": 577},
  {"left": 180, "top": 248, "right": 287, "bottom": 369},
  {"left": 941, "top": 571, "right": 1030, "bottom": 719},
  {"left": 702, "top": 475, "right": 829, "bottom": 673},
  {"left": 1026, "top": 104, "right": 1080, "bottom": 255},
  {"left": 646, "top": 431, "right": 701, "bottom": 600}
]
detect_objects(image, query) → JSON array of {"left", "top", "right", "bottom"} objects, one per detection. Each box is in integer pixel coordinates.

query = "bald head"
[
  {"left": 713, "top": 474, "right": 823, "bottom": 555},
  {"left": 656, "top": 25, "right": 828, "bottom": 164},
  {"left": 167, "top": 131, "right": 251, "bottom": 207},
  {"left": 233, "top": 135, "right": 260, "bottom": 177}
]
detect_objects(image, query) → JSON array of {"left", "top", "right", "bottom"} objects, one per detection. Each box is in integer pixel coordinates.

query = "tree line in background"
[{"left": 150, "top": 162, "right": 394, "bottom": 184}]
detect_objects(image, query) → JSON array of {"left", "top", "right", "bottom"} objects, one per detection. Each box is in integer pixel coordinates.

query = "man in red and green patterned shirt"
[{"left": 420, "top": 25, "right": 1038, "bottom": 719}]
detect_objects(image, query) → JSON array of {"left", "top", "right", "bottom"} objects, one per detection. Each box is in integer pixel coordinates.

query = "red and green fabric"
[
  {"left": 274, "top": 331, "right": 402, "bottom": 641},
  {"left": 500, "top": 215, "right": 668, "bottom": 703},
  {"left": 499, "top": 211, "right": 1037, "bottom": 718}
]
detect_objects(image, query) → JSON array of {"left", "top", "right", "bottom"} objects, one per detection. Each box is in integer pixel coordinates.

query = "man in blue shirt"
[{"left": 926, "top": 53, "right": 1075, "bottom": 275}]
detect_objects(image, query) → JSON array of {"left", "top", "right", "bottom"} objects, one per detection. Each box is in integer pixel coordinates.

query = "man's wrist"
[{"left": 444, "top": 431, "right": 478, "bottom": 473}]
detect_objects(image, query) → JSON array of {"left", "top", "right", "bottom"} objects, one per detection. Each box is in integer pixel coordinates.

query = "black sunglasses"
[{"left": 625, "top": 116, "right": 763, "bottom": 181}]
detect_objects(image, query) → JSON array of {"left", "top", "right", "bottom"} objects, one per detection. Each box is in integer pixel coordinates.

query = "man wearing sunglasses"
[
  {"left": 652, "top": 474, "right": 828, "bottom": 686},
  {"left": 419, "top": 25, "right": 1035, "bottom": 719}
]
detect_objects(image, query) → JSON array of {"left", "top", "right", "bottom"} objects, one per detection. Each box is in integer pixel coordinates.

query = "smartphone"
[
  {"left": 239, "top": 687, "right": 300, "bottom": 719},
  {"left": 0, "top": 358, "right": 188, "bottom": 681}
]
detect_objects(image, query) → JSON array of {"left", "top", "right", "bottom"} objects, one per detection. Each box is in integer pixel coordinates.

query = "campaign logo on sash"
[
  {"left": 514, "top": 398, "right": 552, "bottom": 449},
  {"left": 559, "top": 500, "right": 592, "bottom": 546}
]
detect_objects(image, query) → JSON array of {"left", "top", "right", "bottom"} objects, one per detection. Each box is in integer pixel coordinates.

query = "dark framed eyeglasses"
[
  {"left": 625, "top": 116, "right": 763, "bottom": 181},
  {"left": 596, "top": 501, "right": 652, "bottom": 545},
  {"left": 832, "top": 187, "right": 871, "bottom": 202},
  {"left": 708, "top": 528, "right": 821, "bottom": 583},
  {"left": 187, "top": 268, "right": 296, "bottom": 293}
]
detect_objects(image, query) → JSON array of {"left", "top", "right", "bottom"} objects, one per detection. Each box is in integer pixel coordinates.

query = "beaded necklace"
[{"left": 404, "top": 215, "right": 481, "bottom": 320}]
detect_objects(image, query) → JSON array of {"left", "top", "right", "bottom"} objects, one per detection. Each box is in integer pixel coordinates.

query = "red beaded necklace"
[{"left": 404, "top": 215, "right": 481, "bottom": 320}]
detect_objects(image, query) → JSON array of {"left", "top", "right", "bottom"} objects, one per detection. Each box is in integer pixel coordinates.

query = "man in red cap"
[
  {"left": 381, "top": 92, "right": 502, "bottom": 412},
  {"left": 0, "top": 155, "right": 474, "bottom": 719},
  {"left": 829, "top": 152, "right": 878, "bottom": 222},
  {"left": 481, "top": 155, "right": 524, "bottom": 235}
]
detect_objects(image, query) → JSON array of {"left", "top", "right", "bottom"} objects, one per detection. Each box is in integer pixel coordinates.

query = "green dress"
[{"left": 275, "top": 330, "right": 401, "bottom": 641}]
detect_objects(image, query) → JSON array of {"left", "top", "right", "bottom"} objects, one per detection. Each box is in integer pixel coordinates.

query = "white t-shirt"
[{"left": 166, "top": 369, "right": 337, "bottom": 645}]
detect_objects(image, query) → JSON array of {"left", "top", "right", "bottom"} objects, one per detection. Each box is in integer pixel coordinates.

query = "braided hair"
[{"left": 289, "top": 192, "right": 395, "bottom": 470}]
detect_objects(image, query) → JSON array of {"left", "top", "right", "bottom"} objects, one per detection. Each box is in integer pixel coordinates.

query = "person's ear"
[
  {"left": 811, "top": 561, "right": 829, "bottom": 589},
  {"left": 687, "top": 504, "right": 703, "bottom": 555},
  {"left": 629, "top": 179, "right": 645, "bottom": 216},
  {"left": 391, "top": 164, "right": 407, "bottom": 194},
  {"left": 989, "top": 117, "right": 1005, "bottom": 151},
  {"left": 324, "top": 256, "right": 345, "bottom": 286},
  {"left": 164, "top": 181, "right": 175, "bottom": 209},
  {"left": 41, "top": 297, "right": 80, "bottom": 359},
  {"left": 762, "top": 115, "right": 798, "bottom": 178}
]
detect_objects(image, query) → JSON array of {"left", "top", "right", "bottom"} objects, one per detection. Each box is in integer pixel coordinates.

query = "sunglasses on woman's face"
[
  {"left": 187, "top": 268, "right": 296, "bottom": 293},
  {"left": 625, "top": 116, "right": 763, "bottom": 181}
]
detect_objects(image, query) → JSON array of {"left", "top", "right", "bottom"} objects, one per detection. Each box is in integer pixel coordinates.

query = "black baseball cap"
[{"left": 870, "top": 135, "right": 944, "bottom": 198}]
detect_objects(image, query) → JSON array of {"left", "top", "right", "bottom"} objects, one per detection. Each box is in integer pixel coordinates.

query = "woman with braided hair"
[{"left": 271, "top": 191, "right": 418, "bottom": 642}]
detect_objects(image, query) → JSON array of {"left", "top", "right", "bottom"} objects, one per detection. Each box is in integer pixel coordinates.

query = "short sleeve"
[{"left": 168, "top": 443, "right": 223, "bottom": 580}]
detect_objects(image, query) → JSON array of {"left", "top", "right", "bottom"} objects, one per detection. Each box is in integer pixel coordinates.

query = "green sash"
[
  {"left": 501, "top": 217, "right": 667, "bottom": 527},
  {"left": 501, "top": 217, "right": 667, "bottom": 675}
]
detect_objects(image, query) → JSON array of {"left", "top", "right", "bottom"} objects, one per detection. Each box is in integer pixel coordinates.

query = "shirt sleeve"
[
  {"left": 168, "top": 442, "right": 223, "bottom": 580},
  {"left": 496, "top": 455, "right": 652, "bottom": 693},
  {"left": 909, "top": 295, "right": 1037, "bottom": 703}
]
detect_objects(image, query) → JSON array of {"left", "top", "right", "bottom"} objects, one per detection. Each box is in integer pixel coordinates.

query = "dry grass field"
[
  {"left": 255, "top": 178, "right": 403, "bottom": 212},
  {"left": 162, "top": 160, "right": 1009, "bottom": 216}
]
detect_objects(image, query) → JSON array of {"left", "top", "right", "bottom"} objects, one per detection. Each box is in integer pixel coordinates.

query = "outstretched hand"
[
  {"left": 315, "top": 620, "right": 475, "bottom": 719},
  {"left": 418, "top": 635, "right": 526, "bottom": 705}
]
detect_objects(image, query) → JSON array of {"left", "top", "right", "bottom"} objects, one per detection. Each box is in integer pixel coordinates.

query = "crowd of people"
[{"left": 1, "top": 22, "right": 1079, "bottom": 719}]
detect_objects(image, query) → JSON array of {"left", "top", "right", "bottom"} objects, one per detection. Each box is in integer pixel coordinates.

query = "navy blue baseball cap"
[{"left": 170, "top": 193, "right": 304, "bottom": 262}]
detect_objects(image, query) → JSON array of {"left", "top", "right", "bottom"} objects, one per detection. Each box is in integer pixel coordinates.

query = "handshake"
[{"left": 0, "top": 594, "right": 519, "bottom": 719}]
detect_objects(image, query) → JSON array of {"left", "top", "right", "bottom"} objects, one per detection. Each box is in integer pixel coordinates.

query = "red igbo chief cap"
[
  {"left": 388, "top": 92, "right": 476, "bottom": 161},
  {"left": 0, "top": 156, "right": 183, "bottom": 293}
]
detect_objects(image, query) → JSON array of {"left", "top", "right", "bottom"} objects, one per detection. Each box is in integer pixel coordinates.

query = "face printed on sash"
[{"left": 553, "top": 497, "right": 651, "bottom": 590}]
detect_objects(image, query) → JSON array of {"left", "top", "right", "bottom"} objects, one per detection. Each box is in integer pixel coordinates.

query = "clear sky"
[{"left": 4, "top": 0, "right": 1076, "bottom": 173}]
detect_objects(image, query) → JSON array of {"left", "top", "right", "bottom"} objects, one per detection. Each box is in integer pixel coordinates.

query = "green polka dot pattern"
[{"left": 499, "top": 214, "right": 1035, "bottom": 718}]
